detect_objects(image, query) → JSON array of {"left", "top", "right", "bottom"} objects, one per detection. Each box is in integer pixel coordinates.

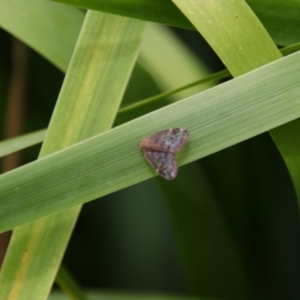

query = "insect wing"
[
  {"left": 142, "top": 150, "right": 178, "bottom": 180},
  {"left": 140, "top": 128, "right": 189, "bottom": 153},
  {"left": 164, "top": 128, "right": 189, "bottom": 153},
  {"left": 140, "top": 128, "right": 189, "bottom": 180}
]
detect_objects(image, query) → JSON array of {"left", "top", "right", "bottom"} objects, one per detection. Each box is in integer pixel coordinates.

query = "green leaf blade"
[
  {"left": 0, "top": 52, "right": 299, "bottom": 233},
  {"left": 0, "top": 10, "right": 146, "bottom": 300}
]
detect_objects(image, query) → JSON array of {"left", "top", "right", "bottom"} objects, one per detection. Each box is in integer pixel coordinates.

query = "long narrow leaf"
[
  {"left": 0, "top": 52, "right": 299, "bottom": 233},
  {"left": 0, "top": 11, "right": 145, "bottom": 300},
  {"left": 0, "top": 129, "right": 45, "bottom": 158}
]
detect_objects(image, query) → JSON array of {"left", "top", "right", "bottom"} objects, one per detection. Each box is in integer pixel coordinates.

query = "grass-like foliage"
[{"left": 0, "top": 1, "right": 300, "bottom": 299}]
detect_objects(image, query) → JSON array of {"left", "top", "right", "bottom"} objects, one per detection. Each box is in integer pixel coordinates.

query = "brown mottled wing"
[
  {"left": 142, "top": 150, "right": 178, "bottom": 180},
  {"left": 140, "top": 128, "right": 189, "bottom": 153}
]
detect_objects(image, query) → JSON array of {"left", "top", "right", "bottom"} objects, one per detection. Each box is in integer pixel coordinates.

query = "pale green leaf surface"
[
  {"left": 0, "top": 11, "right": 146, "bottom": 300},
  {"left": 173, "top": 0, "right": 281, "bottom": 76},
  {"left": 118, "top": 70, "right": 230, "bottom": 114},
  {"left": 0, "top": 52, "right": 299, "bottom": 233},
  {"left": 0, "top": 129, "right": 45, "bottom": 158},
  {"left": 0, "top": 0, "right": 84, "bottom": 72},
  {"left": 51, "top": 0, "right": 300, "bottom": 45}
]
